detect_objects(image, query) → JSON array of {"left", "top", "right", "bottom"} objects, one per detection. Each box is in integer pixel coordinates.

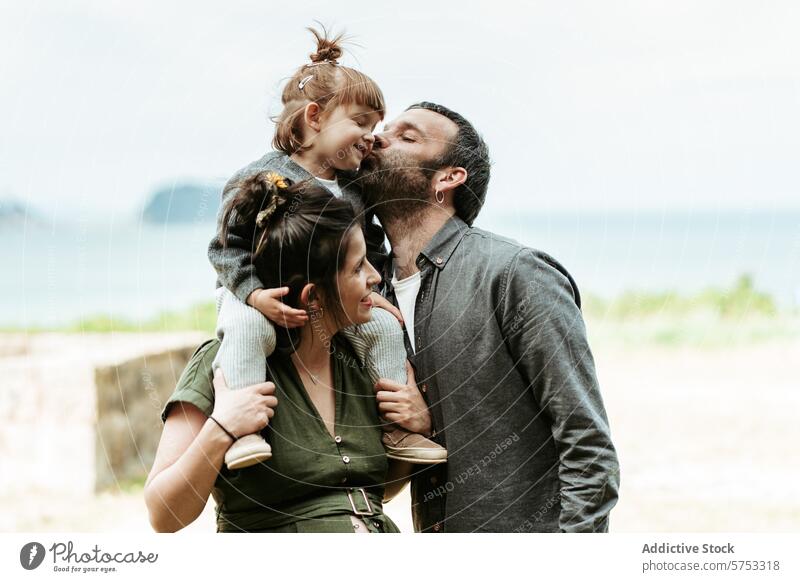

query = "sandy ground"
[{"left": 3, "top": 339, "right": 799, "bottom": 533}]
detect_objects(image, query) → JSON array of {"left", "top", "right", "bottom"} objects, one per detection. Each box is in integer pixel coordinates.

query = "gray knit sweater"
[{"left": 207, "top": 151, "right": 383, "bottom": 303}]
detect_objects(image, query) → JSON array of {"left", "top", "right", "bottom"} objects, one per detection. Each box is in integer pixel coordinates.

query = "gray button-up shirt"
[{"left": 381, "top": 215, "right": 620, "bottom": 532}]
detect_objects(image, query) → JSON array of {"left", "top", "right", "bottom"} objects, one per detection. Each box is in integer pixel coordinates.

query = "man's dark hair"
[{"left": 407, "top": 102, "right": 491, "bottom": 225}]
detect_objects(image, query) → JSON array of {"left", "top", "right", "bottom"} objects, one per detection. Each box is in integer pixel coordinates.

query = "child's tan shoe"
[
  {"left": 225, "top": 433, "right": 272, "bottom": 470},
  {"left": 382, "top": 428, "right": 447, "bottom": 464}
]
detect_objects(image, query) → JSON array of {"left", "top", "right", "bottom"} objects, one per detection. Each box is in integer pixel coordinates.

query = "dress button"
[
  {"left": 432, "top": 522, "right": 441, "bottom": 532},
  {"left": 342, "top": 455, "right": 350, "bottom": 464},
  {"left": 334, "top": 435, "right": 342, "bottom": 443}
]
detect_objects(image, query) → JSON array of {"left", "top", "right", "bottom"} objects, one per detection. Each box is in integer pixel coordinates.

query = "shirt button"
[
  {"left": 432, "top": 523, "right": 441, "bottom": 532},
  {"left": 342, "top": 456, "right": 350, "bottom": 464},
  {"left": 334, "top": 435, "right": 342, "bottom": 443},
  {"left": 421, "top": 383, "right": 428, "bottom": 393}
]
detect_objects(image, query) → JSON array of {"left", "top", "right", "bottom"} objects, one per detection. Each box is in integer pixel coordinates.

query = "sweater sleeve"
[{"left": 207, "top": 172, "right": 265, "bottom": 303}]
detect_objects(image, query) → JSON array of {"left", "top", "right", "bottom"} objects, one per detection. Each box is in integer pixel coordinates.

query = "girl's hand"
[
  {"left": 211, "top": 369, "right": 278, "bottom": 438},
  {"left": 374, "top": 361, "right": 432, "bottom": 436},
  {"left": 370, "top": 291, "right": 404, "bottom": 325},
  {"left": 247, "top": 287, "right": 309, "bottom": 328}
]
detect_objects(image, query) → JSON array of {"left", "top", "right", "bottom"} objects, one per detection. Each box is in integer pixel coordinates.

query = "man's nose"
[{"left": 372, "top": 132, "right": 388, "bottom": 149}]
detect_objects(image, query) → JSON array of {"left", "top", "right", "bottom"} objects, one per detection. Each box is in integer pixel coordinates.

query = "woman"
[{"left": 143, "top": 174, "right": 426, "bottom": 532}]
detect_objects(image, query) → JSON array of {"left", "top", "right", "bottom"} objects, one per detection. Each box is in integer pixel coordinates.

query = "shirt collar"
[
  {"left": 418, "top": 214, "right": 470, "bottom": 270},
  {"left": 380, "top": 215, "right": 470, "bottom": 289}
]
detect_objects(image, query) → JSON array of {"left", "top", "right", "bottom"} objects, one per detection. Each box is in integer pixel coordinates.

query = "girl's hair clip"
[
  {"left": 298, "top": 74, "right": 314, "bottom": 90},
  {"left": 304, "top": 59, "right": 337, "bottom": 68}
]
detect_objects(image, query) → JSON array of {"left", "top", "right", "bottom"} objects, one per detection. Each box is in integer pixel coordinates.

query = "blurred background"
[{"left": 1, "top": 0, "right": 798, "bottom": 532}]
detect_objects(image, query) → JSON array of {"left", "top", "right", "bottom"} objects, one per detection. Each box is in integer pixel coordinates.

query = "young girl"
[{"left": 208, "top": 26, "right": 447, "bottom": 470}]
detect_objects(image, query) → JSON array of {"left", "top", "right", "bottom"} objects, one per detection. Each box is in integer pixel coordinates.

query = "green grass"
[
  {"left": 0, "top": 301, "right": 217, "bottom": 334},
  {"left": 582, "top": 274, "right": 779, "bottom": 319},
  {"left": 583, "top": 275, "right": 799, "bottom": 347},
  {"left": 3, "top": 274, "right": 797, "bottom": 348}
]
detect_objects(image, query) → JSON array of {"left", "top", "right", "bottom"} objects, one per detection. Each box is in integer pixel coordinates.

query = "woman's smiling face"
[{"left": 333, "top": 226, "right": 381, "bottom": 327}]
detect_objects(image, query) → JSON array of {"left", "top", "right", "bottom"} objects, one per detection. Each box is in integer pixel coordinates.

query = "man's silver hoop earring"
[{"left": 435, "top": 190, "right": 445, "bottom": 204}]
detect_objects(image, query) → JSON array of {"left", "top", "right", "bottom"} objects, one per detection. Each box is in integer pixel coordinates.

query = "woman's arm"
[
  {"left": 374, "top": 361, "right": 432, "bottom": 436},
  {"left": 144, "top": 370, "right": 277, "bottom": 532},
  {"left": 143, "top": 405, "right": 232, "bottom": 532},
  {"left": 383, "top": 459, "right": 414, "bottom": 503}
]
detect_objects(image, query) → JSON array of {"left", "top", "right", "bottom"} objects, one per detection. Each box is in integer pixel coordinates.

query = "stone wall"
[
  {"left": 0, "top": 333, "right": 206, "bottom": 497},
  {"left": 94, "top": 344, "right": 200, "bottom": 492}
]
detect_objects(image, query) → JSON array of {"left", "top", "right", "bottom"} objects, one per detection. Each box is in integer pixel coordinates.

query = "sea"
[{"left": 1, "top": 209, "right": 798, "bottom": 328}]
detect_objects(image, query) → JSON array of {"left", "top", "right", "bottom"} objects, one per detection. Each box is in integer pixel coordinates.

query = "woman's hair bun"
[
  {"left": 307, "top": 24, "right": 344, "bottom": 63},
  {"left": 219, "top": 171, "right": 293, "bottom": 256}
]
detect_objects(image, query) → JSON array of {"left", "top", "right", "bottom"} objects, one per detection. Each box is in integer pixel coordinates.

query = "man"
[{"left": 358, "top": 102, "right": 620, "bottom": 532}]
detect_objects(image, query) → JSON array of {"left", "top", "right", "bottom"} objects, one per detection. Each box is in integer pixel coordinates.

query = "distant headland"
[{"left": 140, "top": 182, "right": 222, "bottom": 224}]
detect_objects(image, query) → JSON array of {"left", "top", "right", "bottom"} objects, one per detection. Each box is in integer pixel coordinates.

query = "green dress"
[{"left": 161, "top": 334, "right": 401, "bottom": 533}]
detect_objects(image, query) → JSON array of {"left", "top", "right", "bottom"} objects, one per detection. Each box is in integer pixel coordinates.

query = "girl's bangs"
[{"left": 332, "top": 68, "right": 386, "bottom": 117}]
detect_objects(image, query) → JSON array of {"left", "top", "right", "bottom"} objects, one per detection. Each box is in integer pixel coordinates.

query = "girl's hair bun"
[{"left": 307, "top": 24, "right": 344, "bottom": 63}]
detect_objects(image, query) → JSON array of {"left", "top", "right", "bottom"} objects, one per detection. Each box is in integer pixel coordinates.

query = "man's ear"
[
  {"left": 303, "top": 102, "right": 323, "bottom": 133},
  {"left": 434, "top": 167, "right": 467, "bottom": 196},
  {"left": 299, "top": 283, "right": 318, "bottom": 309}
]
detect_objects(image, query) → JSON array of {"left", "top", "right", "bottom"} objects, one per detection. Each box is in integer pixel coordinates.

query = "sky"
[{"left": 1, "top": 0, "right": 799, "bottom": 222}]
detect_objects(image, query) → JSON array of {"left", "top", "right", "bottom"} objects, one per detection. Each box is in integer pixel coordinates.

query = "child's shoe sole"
[
  {"left": 385, "top": 447, "right": 447, "bottom": 464},
  {"left": 225, "top": 433, "right": 272, "bottom": 470}
]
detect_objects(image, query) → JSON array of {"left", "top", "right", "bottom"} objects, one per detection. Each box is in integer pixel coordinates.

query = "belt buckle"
[{"left": 346, "top": 487, "right": 374, "bottom": 516}]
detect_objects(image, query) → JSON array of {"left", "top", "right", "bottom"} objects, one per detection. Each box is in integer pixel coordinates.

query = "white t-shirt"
[
  {"left": 316, "top": 176, "right": 343, "bottom": 198},
  {"left": 392, "top": 270, "right": 422, "bottom": 353}
]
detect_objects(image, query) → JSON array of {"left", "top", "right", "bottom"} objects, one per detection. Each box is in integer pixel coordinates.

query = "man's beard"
[{"left": 355, "top": 149, "right": 436, "bottom": 225}]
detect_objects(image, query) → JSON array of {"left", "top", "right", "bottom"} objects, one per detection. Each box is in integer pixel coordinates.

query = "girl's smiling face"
[{"left": 314, "top": 103, "right": 382, "bottom": 173}]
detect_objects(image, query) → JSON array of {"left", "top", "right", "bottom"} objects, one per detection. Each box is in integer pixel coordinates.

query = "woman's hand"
[
  {"left": 374, "top": 361, "right": 432, "bottom": 436},
  {"left": 247, "top": 287, "right": 309, "bottom": 328},
  {"left": 212, "top": 369, "right": 278, "bottom": 438},
  {"left": 369, "top": 291, "right": 404, "bottom": 325}
]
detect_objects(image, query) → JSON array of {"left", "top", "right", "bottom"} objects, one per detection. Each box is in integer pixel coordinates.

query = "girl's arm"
[
  {"left": 208, "top": 175, "right": 266, "bottom": 304},
  {"left": 210, "top": 175, "right": 307, "bottom": 327}
]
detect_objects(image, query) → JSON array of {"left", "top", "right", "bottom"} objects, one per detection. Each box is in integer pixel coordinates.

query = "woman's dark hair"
[{"left": 219, "top": 172, "right": 358, "bottom": 350}]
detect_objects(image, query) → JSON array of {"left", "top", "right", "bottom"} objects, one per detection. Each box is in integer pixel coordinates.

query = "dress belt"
[{"left": 217, "top": 487, "right": 384, "bottom": 532}]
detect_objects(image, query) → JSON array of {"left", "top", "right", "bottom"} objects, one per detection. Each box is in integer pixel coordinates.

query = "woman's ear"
[
  {"left": 299, "top": 283, "right": 318, "bottom": 309},
  {"left": 303, "top": 102, "right": 323, "bottom": 133}
]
